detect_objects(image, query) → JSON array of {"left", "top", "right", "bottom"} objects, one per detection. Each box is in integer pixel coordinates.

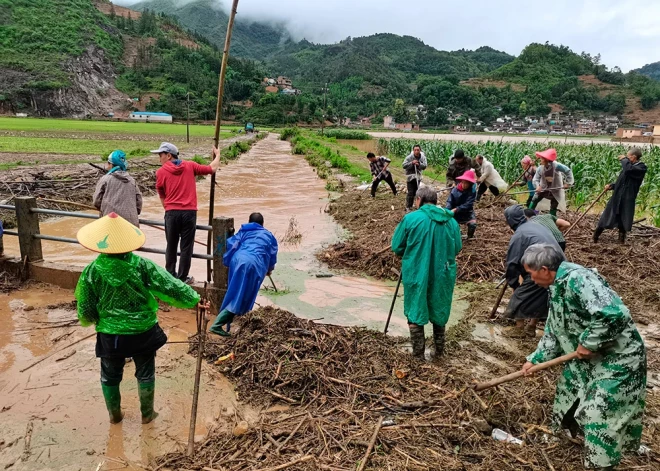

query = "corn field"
[{"left": 379, "top": 138, "right": 660, "bottom": 221}]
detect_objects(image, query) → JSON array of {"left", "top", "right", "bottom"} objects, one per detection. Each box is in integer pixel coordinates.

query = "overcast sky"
[{"left": 118, "top": 0, "right": 659, "bottom": 71}]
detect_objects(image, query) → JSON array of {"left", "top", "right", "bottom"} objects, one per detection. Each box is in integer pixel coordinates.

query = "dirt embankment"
[
  {"left": 319, "top": 192, "right": 660, "bottom": 321},
  {"left": 156, "top": 306, "right": 660, "bottom": 471}
]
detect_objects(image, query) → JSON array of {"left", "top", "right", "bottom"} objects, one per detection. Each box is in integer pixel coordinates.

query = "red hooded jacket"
[{"left": 156, "top": 161, "right": 213, "bottom": 211}]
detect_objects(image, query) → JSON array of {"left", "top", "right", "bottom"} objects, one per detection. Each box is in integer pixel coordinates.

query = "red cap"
[
  {"left": 456, "top": 169, "right": 477, "bottom": 184},
  {"left": 535, "top": 148, "right": 557, "bottom": 162}
]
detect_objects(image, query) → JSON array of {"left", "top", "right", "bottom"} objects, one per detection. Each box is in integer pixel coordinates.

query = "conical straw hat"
[{"left": 77, "top": 212, "right": 146, "bottom": 254}]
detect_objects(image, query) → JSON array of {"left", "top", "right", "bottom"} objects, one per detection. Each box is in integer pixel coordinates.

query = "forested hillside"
[
  {"left": 130, "top": 0, "right": 289, "bottom": 60},
  {"left": 637, "top": 61, "right": 660, "bottom": 81}
]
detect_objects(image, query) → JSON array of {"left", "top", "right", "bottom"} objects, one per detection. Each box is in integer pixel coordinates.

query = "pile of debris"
[
  {"left": 319, "top": 192, "right": 660, "bottom": 318},
  {"left": 156, "top": 307, "right": 659, "bottom": 470},
  {"left": 0, "top": 161, "right": 158, "bottom": 227}
]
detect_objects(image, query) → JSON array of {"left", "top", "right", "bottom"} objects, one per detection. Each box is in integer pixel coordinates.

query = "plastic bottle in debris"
[{"left": 491, "top": 428, "right": 524, "bottom": 445}]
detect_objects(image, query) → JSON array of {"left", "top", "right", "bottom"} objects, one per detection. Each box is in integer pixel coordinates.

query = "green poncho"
[
  {"left": 391, "top": 204, "right": 462, "bottom": 326},
  {"left": 528, "top": 262, "right": 646, "bottom": 469},
  {"left": 75, "top": 253, "right": 200, "bottom": 335}
]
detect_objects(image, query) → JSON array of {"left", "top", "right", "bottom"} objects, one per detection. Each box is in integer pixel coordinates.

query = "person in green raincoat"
[
  {"left": 391, "top": 186, "right": 462, "bottom": 360},
  {"left": 75, "top": 212, "right": 206, "bottom": 424},
  {"left": 520, "top": 243, "right": 646, "bottom": 470}
]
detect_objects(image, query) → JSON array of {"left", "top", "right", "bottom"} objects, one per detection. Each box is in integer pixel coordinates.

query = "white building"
[{"left": 129, "top": 111, "right": 173, "bottom": 123}]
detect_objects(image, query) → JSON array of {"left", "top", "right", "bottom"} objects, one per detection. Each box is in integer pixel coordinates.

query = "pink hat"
[
  {"left": 456, "top": 169, "right": 477, "bottom": 184},
  {"left": 521, "top": 155, "right": 532, "bottom": 165},
  {"left": 535, "top": 148, "right": 557, "bottom": 162}
]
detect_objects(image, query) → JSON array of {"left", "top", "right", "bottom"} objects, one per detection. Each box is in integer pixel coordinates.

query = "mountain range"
[{"left": 2, "top": 0, "right": 660, "bottom": 125}]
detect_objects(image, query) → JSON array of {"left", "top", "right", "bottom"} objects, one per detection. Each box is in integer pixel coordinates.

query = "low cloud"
[{"left": 115, "top": 0, "right": 659, "bottom": 70}]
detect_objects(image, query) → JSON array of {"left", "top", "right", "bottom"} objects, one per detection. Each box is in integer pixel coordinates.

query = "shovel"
[{"left": 384, "top": 267, "right": 403, "bottom": 334}]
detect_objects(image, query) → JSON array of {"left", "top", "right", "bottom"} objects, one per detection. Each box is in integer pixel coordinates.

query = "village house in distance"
[{"left": 263, "top": 76, "right": 300, "bottom": 95}]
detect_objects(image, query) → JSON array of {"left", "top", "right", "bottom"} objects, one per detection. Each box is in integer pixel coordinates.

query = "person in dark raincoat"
[
  {"left": 209, "top": 213, "right": 278, "bottom": 337},
  {"left": 445, "top": 169, "right": 478, "bottom": 239},
  {"left": 392, "top": 187, "right": 462, "bottom": 360},
  {"left": 502, "top": 205, "right": 564, "bottom": 338},
  {"left": 521, "top": 243, "right": 646, "bottom": 470},
  {"left": 593, "top": 147, "right": 647, "bottom": 244}
]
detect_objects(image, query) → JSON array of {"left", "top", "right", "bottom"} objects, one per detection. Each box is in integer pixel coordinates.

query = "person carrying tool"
[
  {"left": 209, "top": 213, "right": 278, "bottom": 337},
  {"left": 93, "top": 150, "right": 143, "bottom": 226},
  {"left": 445, "top": 169, "right": 478, "bottom": 240},
  {"left": 74, "top": 213, "right": 203, "bottom": 424},
  {"left": 519, "top": 155, "right": 537, "bottom": 208},
  {"left": 391, "top": 187, "right": 462, "bottom": 360},
  {"left": 524, "top": 209, "right": 570, "bottom": 251},
  {"left": 529, "top": 148, "right": 574, "bottom": 216},
  {"left": 446, "top": 149, "right": 481, "bottom": 188},
  {"left": 593, "top": 147, "right": 648, "bottom": 244},
  {"left": 520, "top": 243, "right": 646, "bottom": 471},
  {"left": 154, "top": 142, "right": 222, "bottom": 284},
  {"left": 474, "top": 154, "right": 507, "bottom": 201},
  {"left": 367, "top": 152, "right": 397, "bottom": 197},
  {"left": 502, "top": 205, "right": 564, "bottom": 338},
  {"left": 402, "top": 144, "right": 427, "bottom": 211}
]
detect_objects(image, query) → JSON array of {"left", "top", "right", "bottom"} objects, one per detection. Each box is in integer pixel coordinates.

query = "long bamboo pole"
[
  {"left": 564, "top": 187, "right": 609, "bottom": 237},
  {"left": 473, "top": 352, "right": 578, "bottom": 391},
  {"left": 207, "top": 0, "right": 240, "bottom": 282}
]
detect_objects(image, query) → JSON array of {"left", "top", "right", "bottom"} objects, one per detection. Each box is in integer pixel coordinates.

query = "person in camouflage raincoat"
[{"left": 520, "top": 244, "right": 646, "bottom": 470}]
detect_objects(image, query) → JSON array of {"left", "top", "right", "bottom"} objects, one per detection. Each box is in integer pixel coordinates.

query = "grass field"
[
  {"left": 0, "top": 117, "right": 241, "bottom": 137},
  {"left": 0, "top": 136, "right": 167, "bottom": 156}
]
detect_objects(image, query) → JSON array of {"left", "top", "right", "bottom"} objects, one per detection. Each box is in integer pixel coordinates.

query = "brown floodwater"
[
  {"left": 0, "top": 285, "right": 256, "bottom": 470},
  {"left": 337, "top": 139, "right": 378, "bottom": 154}
]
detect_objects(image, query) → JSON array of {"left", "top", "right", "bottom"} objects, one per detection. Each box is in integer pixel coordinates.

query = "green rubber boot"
[
  {"left": 138, "top": 382, "right": 158, "bottom": 424},
  {"left": 209, "top": 309, "right": 235, "bottom": 337},
  {"left": 101, "top": 384, "right": 124, "bottom": 424}
]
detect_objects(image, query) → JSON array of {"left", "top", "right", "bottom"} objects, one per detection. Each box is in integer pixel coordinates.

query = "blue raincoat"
[{"left": 220, "top": 223, "right": 278, "bottom": 315}]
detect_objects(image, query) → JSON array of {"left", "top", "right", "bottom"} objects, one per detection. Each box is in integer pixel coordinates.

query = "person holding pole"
[
  {"left": 446, "top": 149, "right": 482, "bottom": 188},
  {"left": 474, "top": 154, "right": 507, "bottom": 201},
  {"left": 154, "top": 142, "right": 222, "bottom": 284},
  {"left": 520, "top": 243, "right": 646, "bottom": 471},
  {"left": 209, "top": 213, "right": 278, "bottom": 337},
  {"left": 502, "top": 205, "right": 564, "bottom": 338},
  {"left": 593, "top": 147, "right": 647, "bottom": 245},
  {"left": 529, "top": 148, "right": 574, "bottom": 216},
  {"left": 367, "top": 152, "right": 397, "bottom": 197},
  {"left": 391, "top": 187, "right": 462, "bottom": 360},
  {"left": 402, "top": 144, "right": 427, "bottom": 211},
  {"left": 519, "top": 155, "right": 537, "bottom": 208},
  {"left": 445, "top": 169, "right": 478, "bottom": 240},
  {"left": 74, "top": 213, "right": 203, "bottom": 424}
]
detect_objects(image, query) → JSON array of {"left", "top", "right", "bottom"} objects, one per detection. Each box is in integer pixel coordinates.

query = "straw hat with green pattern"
[{"left": 77, "top": 212, "right": 146, "bottom": 254}]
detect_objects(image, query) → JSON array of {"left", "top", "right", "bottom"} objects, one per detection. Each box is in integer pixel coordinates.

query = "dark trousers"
[
  {"left": 406, "top": 179, "right": 419, "bottom": 209},
  {"left": 164, "top": 210, "right": 197, "bottom": 280},
  {"left": 101, "top": 352, "right": 156, "bottom": 386},
  {"left": 476, "top": 182, "right": 500, "bottom": 201},
  {"left": 371, "top": 173, "right": 397, "bottom": 197},
  {"left": 529, "top": 192, "right": 559, "bottom": 213}
]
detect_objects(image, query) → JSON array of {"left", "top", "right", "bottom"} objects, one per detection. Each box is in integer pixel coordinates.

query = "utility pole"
[
  {"left": 321, "top": 82, "right": 328, "bottom": 136},
  {"left": 186, "top": 92, "right": 190, "bottom": 144}
]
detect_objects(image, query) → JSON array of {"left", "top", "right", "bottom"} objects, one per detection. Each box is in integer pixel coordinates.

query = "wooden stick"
[
  {"left": 489, "top": 282, "right": 508, "bottom": 319},
  {"left": 268, "top": 275, "right": 278, "bottom": 292},
  {"left": 252, "top": 455, "right": 314, "bottom": 471},
  {"left": 276, "top": 415, "right": 307, "bottom": 453},
  {"left": 484, "top": 168, "right": 527, "bottom": 208},
  {"left": 19, "top": 333, "right": 96, "bottom": 373},
  {"left": 207, "top": 0, "right": 240, "bottom": 282},
  {"left": 383, "top": 270, "right": 402, "bottom": 334},
  {"left": 564, "top": 187, "right": 609, "bottom": 237},
  {"left": 473, "top": 351, "right": 579, "bottom": 391},
  {"left": 356, "top": 417, "right": 383, "bottom": 471},
  {"left": 187, "top": 290, "right": 209, "bottom": 456}
]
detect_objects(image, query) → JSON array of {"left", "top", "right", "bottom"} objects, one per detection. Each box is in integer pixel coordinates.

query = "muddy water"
[
  {"left": 0, "top": 285, "right": 255, "bottom": 470},
  {"left": 337, "top": 139, "right": 378, "bottom": 154}
]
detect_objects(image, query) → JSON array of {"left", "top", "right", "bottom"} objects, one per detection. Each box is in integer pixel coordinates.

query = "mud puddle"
[
  {"left": 0, "top": 285, "right": 255, "bottom": 470},
  {"left": 2, "top": 134, "right": 469, "bottom": 336}
]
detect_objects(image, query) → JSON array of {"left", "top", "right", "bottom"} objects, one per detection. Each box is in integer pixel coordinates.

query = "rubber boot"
[
  {"left": 101, "top": 384, "right": 124, "bottom": 424},
  {"left": 408, "top": 324, "right": 426, "bottom": 360},
  {"left": 549, "top": 207, "right": 558, "bottom": 217},
  {"left": 467, "top": 223, "right": 477, "bottom": 240},
  {"left": 138, "top": 382, "right": 158, "bottom": 424},
  {"left": 593, "top": 227, "right": 604, "bottom": 243},
  {"left": 618, "top": 230, "right": 626, "bottom": 245},
  {"left": 432, "top": 324, "right": 445, "bottom": 358},
  {"left": 209, "top": 309, "right": 235, "bottom": 337}
]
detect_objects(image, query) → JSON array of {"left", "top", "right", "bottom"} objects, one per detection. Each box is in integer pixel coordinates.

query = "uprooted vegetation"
[{"left": 156, "top": 307, "right": 659, "bottom": 470}]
